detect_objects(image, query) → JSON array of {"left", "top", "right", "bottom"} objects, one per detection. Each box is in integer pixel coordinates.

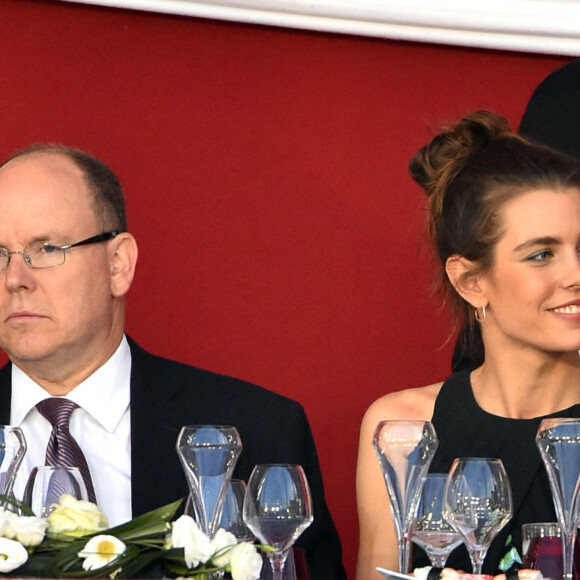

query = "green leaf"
[
  {"left": 0, "top": 494, "right": 34, "bottom": 516},
  {"left": 99, "top": 498, "right": 183, "bottom": 542},
  {"left": 3, "top": 498, "right": 189, "bottom": 578}
]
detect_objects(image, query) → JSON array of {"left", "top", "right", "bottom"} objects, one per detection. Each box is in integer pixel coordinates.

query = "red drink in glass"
[{"left": 523, "top": 535, "right": 580, "bottom": 580}]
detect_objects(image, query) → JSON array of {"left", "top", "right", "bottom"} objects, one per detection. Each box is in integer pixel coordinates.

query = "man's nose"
[{"left": 3, "top": 251, "right": 36, "bottom": 292}]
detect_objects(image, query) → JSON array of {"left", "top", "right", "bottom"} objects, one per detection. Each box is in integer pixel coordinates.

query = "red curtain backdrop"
[{"left": 0, "top": 1, "right": 572, "bottom": 576}]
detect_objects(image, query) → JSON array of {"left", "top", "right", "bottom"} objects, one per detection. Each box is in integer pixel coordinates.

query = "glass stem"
[
  {"left": 427, "top": 550, "right": 450, "bottom": 569},
  {"left": 563, "top": 530, "right": 577, "bottom": 580},
  {"left": 468, "top": 547, "right": 487, "bottom": 574},
  {"left": 269, "top": 551, "right": 289, "bottom": 580},
  {"left": 398, "top": 535, "right": 411, "bottom": 574}
]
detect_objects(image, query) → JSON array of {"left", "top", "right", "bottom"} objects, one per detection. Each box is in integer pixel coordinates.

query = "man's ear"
[
  {"left": 109, "top": 233, "right": 138, "bottom": 298},
  {"left": 445, "top": 254, "right": 487, "bottom": 308}
]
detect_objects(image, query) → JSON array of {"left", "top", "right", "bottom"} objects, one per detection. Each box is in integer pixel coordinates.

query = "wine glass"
[
  {"left": 411, "top": 473, "right": 463, "bottom": 568},
  {"left": 176, "top": 425, "right": 242, "bottom": 538},
  {"left": 0, "top": 426, "right": 26, "bottom": 510},
  {"left": 186, "top": 479, "right": 254, "bottom": 541},
  {"left": 372, "top": 420, "right": 438, "bottom": 573},
  {"left": 243, "top": 464, "right": 313, "bottom": 580},
  {"left": 219, "top": 480, "right": 254, "bottom": 542},
  {"left": 23, "top": 466, "right": 88, "bottom": 517},
  {"left": 442, "top": 457, "right": 513, "bottom": 574},
  {"left": 536, "top": 418, "right": 580, "bottom": 580}
]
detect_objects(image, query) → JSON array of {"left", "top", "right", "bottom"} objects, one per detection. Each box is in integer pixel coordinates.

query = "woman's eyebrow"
[{"left": 513, "top": 236, "right": 560, "bottom": 252}]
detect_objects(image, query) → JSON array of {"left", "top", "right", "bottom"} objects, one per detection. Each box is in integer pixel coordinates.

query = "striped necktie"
[{"left": 36, "top": 398, "right": 97, "bottom": 504}]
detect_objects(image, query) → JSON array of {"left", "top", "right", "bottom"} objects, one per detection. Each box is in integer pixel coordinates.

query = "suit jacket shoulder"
[{"left": 128, "top": 338, "right": 345, "bottom": 580}]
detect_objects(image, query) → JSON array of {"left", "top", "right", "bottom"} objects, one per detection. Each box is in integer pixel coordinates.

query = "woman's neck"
[{"left": 470, "top": 349, "right": 580, "bottom": 419}]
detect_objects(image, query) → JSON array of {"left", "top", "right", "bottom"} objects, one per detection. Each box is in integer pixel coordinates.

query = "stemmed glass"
[
  {"left": 536, "top": 418, "right": 580, "bottom": 580},
  {"left": 372, "top": 420, "right": 438, "bottom": 573},
  {"left": 0, "top": 426, "right": 26, "bottom": 509},
  {"left": 218, "top": 479, "right": 254, "bottom": 542},
  {"left": 176, "top": 425, "right": 242, "bottom": 538},
  {"left": 24, "top": 466, "right": 88, "bottom": 517},
  {"left": 442, "top": 457, "right": 513, "bottom": 574},
  {"left": 243, "top": 464, "right": 313, "bottom": 580},
  {"left": 411, "top": 473, "right": 463, "bottom": 568}
]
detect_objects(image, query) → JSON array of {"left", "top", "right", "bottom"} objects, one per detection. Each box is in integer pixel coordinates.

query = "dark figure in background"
[{"left": 452, "top": 59, "right": 580, "bottom": 373}]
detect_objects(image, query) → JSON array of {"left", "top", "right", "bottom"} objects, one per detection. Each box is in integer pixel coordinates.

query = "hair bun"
[{"left": 409, "top": 110, "right": 511, "bottom": 197}]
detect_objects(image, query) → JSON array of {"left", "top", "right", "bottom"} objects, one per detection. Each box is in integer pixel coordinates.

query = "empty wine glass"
[
  {"left": 219, "top": 480, "right": 254, "bottom": 542},
  {"left": 373, "top": 420, "right": 438, "bottom": 573},
  {"left": 536, "top": 418, "right": 580, "bottom": 580},
  {"left": 0, "top": 426, "right": 26, "bottom": 510},
  {"left": 412, "top": 473, "right": 463, "bottom": 568},
  {"left": 176, "top": 425, "right": 242, "bottom": 538},
  {"left": 443, "top": 457, "right": 513, "bottom": 574},
  {"left": 24, "top": 466, "right": 88, "bottom": 517},
  {"left": 243, "top": 464, "right": 313, "bottom": 580}
]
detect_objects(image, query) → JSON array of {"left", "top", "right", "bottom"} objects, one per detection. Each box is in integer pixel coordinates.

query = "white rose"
[
  {"left": 170, "top": 515, "right": 212, "bottom": 568},
  {"left": 47, "top": 494, "right": 108, "bottom": 537},
  {"left": 229, "top": 542, "right": 263, "bottom": 580},
  {"left": 210, "top": 528, "right": 237, "bottom": 567},
  {"left": 0, "top": 508, "right": 15, "bottom": 537},
  {"left": 78, "top": 534, "right": 126, "bottom": 571},
  {"left": 0, "top": 537, "right": 28, "bottom": 573},
  {"left": 5, "top": 515, "right": 48, "bottom": 546}
]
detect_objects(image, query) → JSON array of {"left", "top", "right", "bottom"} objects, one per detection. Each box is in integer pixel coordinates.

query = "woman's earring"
[{"left": 474, "top": 305, "right": 486, "bottom": 323}]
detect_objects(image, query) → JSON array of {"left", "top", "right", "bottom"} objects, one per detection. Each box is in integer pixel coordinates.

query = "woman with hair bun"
[{"left": 356, "top": 111, "right": 580, "bottom": 580}]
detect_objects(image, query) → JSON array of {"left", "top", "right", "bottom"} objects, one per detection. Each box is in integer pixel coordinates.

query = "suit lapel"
[
  {"left": 0, "top": 363, "right": 11, "bottom": 425},
  {"left": 128, "top": 339, "right": 189, "bottom": 516}
]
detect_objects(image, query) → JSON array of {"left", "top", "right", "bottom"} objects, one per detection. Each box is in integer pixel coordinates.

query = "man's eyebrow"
[
  {"left": 513, "top": 236, "right": 561, "bottom": 252},
  {"left": 0, "top": 233, "right": 62, "bottom": 248}
]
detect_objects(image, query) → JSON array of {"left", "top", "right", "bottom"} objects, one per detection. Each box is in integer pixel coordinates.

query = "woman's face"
[{"left": 481, "top": 187, "right": 580, "bottom": 355}]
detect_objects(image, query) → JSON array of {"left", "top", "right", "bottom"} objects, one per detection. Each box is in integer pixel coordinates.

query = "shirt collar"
[{"left": 11, "top": 335, "right": 131, "bottom": 433}]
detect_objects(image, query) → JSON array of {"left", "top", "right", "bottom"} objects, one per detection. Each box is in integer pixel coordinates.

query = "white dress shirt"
[{"left": 10, "top": 336, "right": 132, "bottom": 527}]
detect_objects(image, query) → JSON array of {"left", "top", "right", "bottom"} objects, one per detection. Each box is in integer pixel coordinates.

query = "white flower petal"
[
  {"left": 78, "top": 534, "right": 126, "bottom": 570},
  {"left": 0, "top": 508, "right": 15, "bottom": 538},
  {"left": 171, "top": 515, "right": 212, "bottom": 568},
  {"left": 230, "top": 542, "right": 263, "bottom": 580},
  {"left": 210, "top": 528, "right": 237, "bottom": 567},
  {"left": 8, "top": 515, "right": 48, "bottom": 547},
  {"left": 0, "top": 537, "right": 28, "bottom": 573}
]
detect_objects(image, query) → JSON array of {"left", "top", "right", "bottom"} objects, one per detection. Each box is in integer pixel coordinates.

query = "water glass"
[
  {"left": 536, "top": 418, "right": 580, "bottom": 580},
  {"left": 176, "top": 425, "right": 242, "bottom": 538},
  {"left": 373, "top": 420, "right": 438, "bottom": 573}
]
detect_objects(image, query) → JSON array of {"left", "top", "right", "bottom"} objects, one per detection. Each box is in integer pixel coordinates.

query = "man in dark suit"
[{"left": 0, "top": 144, "right": 345, "bottom": 579}]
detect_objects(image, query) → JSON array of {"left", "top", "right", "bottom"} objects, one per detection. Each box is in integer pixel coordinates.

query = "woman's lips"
[{"left": 550, "top": 300, "right": 580, "bottom": 314}]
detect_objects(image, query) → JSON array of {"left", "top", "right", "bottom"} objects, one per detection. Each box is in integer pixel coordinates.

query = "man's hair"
[{"left": 0, "top": 144, "right": 127, "bottom": 231}]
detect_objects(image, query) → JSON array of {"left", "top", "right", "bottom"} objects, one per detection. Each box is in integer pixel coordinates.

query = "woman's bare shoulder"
[{"left": 362, "top": 382, "right": 444, "bottom": 426}]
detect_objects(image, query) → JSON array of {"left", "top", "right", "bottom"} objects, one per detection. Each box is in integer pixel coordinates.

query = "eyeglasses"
[{"left": 0, "top": 231, "right": 119, "bottom": 271}]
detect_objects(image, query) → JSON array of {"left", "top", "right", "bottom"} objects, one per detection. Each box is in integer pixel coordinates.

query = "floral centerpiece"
[{"left": 0, "top": 495, "right": 263, "bottom": 579}]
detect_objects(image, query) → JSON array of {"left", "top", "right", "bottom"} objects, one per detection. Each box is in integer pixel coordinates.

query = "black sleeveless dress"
[{"left": 411, "top": 370, "right": 580, "bottom": 574}]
